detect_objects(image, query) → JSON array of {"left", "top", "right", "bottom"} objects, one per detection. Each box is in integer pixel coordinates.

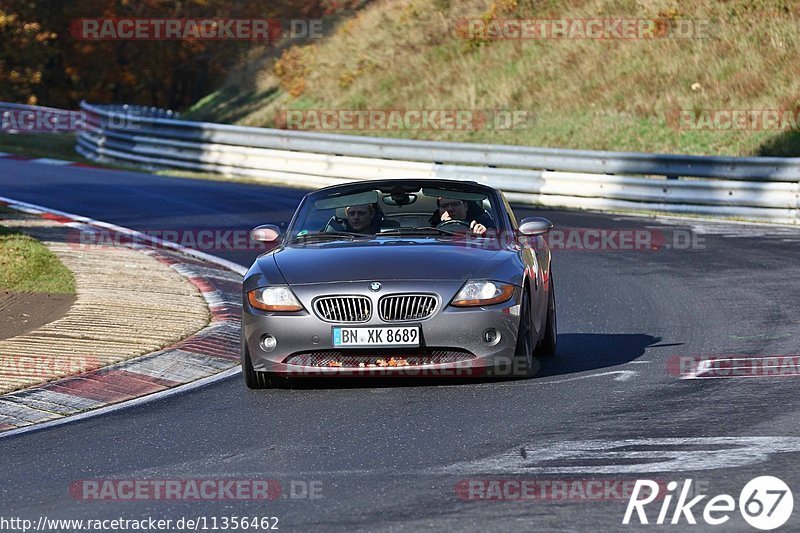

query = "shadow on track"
[
  {"left": 532, "top": 332, "right": 663, "bottom": 378},
  {"left": 258, "top": 333, "right": 663, "bottom": 390}
]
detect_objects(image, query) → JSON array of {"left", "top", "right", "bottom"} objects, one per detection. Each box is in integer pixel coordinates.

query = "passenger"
[{"left": 429, "top": 197, "right": 494, "bottom": 235}]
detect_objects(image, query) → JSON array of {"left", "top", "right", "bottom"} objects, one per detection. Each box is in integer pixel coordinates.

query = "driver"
[
  {"left": 344, "top": 204, "right": 377, "bottom": 233},
  {"left": 322, "top": 202, "right": 399, "bottom": 234},
  {"left": 430, "top": 197, "right": 493, "bottom": 235}
]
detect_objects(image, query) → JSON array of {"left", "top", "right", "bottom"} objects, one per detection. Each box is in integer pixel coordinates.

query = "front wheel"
[
  {"left": 242, "top": 342, "right": 279, "bottom": 389},
  {"left": 535, "top": 272, "right": 557, "bottom": 356},
  {"left": 513, "top": 290, "right": 537, "bottom": 378}
]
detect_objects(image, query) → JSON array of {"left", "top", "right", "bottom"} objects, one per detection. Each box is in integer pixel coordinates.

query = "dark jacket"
[{"left": 429, "top": 201, "right": 496, "bottom": 228}]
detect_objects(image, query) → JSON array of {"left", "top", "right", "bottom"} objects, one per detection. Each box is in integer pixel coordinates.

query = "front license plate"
[{"left": 332, "top": 326, "right": 420, "bottom": 347}]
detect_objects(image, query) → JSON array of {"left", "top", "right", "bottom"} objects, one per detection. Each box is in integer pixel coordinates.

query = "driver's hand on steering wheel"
[
  {"left": 470, "top": 220, "right": 487, "bottom": 235},
  {"left": 441, "top": 210, "right": 486, "bottom": 235}
]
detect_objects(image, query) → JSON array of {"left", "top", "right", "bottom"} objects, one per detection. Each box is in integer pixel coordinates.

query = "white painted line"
[
  {"left": 470, "top": 370, "right": 639, "bottom": 388},
  {"left": 64, "top": 221, "right": 92, "bottom": 230},
  {"left": 680, "top": 356, "right": 800, "bottom": 379},
  {"left": 0, "top": 367, "right": 241, "bottom": 440},
  {"left": 694, "top": 358, "right": 713, "bottom": 376},
  {"left": 654, "top": 212, "right": 800, "bottom": 231},
  {"left": 683, "top": 374, "right": 800, "bottom": 380},
  {"left": 32, "top": 158, "right": 72, "bottom": 166},
  {"left": 171, "top": 263, "right": 242, "bottom": 282},
  {"left": 436, "top": 437, "right": 800, "bottom": 475},
  {"left": 541, "top": 370, "right": 637, "bottom": 384},
  {"left": 5, "top": 205, "right": 44, "bottom": 216},
  {"left": 204, "top": 292, "right": 238, "bottom": 308}
]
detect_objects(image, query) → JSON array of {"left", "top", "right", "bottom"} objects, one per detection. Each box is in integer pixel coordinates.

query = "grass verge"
[
  {"left": 0, "top": 133, "right": 82, "bottom": 161},
  {"left": 0, "top": 207, "right": 76, "bottom": 294}
]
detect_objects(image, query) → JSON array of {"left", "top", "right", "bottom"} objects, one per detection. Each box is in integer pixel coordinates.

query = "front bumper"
[{"left": 242, "top": 280, "right": 526, "bottom": 378}]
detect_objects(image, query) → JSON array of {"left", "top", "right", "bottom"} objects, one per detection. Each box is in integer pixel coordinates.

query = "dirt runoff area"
[{"left": 0, "top": 290, "right": 76, "bottom": 341}]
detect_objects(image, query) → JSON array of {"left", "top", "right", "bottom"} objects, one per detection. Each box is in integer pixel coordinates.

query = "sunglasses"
[{"left": 439, "top": 201, "right": 464, "bottom": 210}]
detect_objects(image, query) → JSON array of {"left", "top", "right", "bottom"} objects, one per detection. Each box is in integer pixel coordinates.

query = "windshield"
[{"left": 286, "top": 183, "right": 504, "bottom": 240}]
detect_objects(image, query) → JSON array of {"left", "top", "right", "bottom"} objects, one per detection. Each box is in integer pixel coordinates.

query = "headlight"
[
  {"left": 451, "top": 280, "right": 515, "bottom": 307},
  {"left": 247, "top": 286, "right": 304, "bottom": 312}
]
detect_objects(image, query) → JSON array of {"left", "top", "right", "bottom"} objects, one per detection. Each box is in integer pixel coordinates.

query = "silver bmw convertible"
[{"left": 242, "top": 179, "right": 556, "bottom": 388}]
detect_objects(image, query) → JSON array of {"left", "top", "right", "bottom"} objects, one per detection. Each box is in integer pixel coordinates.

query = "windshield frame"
[{"left": 283, "top": 180, "right": 510, "bottom": 244}]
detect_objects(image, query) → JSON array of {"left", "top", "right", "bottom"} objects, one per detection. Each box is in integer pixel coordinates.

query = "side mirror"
[
  {"left": 251, "top": 224, "right": 281, "bottom": 243},
  {"left": 519, "top": 217, "right": 553, "bottom": 236}
]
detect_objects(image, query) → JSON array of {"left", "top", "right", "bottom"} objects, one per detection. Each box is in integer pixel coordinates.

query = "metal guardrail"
[
  {"left": 25, "top": 101, "right": 800, "bottom": 223},
  {"left": 0, "top": 102, "right": 85, "bottom": 133},
  {"left": 0, "top": 102, "right": 76, "bottom": 113},
  {"left": 0, "top": 102, "right": 179, "bottom": 134},
  {"left": 83, "top": 103, "right": 181, "bottom": 120}
]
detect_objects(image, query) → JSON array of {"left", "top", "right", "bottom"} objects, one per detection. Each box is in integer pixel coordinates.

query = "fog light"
[
  {"left": 260, "top": 335, "right": 277, "bottom": 352},
  {"left": 483, "top": 328, "right": 500, "bottom": 344}
]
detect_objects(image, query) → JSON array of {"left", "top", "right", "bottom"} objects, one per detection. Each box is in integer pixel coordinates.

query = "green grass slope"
[
  {"left": 0, "top": 206, "right": 76, "bottom": 294},
  {"left": 187, "top": 0, "right": 800, "bottom": 156}
]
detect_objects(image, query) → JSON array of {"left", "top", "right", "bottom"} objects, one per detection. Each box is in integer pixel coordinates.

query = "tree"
[{"left": 0, "top": 0, "right": 351, "bottom": 108}]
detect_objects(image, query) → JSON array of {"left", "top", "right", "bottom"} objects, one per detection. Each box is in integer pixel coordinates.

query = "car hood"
[{"left": 270, "top": 238, "right": 503, "bottom": 284}]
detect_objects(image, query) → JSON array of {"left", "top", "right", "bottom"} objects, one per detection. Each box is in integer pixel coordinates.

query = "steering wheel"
[
  {"left": 323, "top": 216, "right": 347, "bottom": 232},
  {"left": 436, "top": 219, "right": 472, "bottom": 232}
]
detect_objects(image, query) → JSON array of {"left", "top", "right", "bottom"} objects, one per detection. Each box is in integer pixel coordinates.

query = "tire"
[
  {"left": 535, "top": 272, "right": 557, "bottom": 357},
  {"left": 242, "top": 342, "right": 278, "bottom": 389},
  {"left": 513, "top": 288, "right": 537, "bottom": 378}
]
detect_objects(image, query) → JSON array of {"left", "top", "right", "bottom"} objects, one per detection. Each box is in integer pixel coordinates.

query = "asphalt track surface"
[{"left": 2, "top": 160, "right": 800, "bottom": 532}]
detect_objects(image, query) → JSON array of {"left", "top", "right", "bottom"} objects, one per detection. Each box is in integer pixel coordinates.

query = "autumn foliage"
[{"left": 0, "top": 0, "right": 354, "bottom": 109}]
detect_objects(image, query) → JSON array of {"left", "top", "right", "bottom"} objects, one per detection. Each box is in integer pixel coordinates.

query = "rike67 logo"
[{"left": 623, "top": 477, "right": 793, "bottom": 530}]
